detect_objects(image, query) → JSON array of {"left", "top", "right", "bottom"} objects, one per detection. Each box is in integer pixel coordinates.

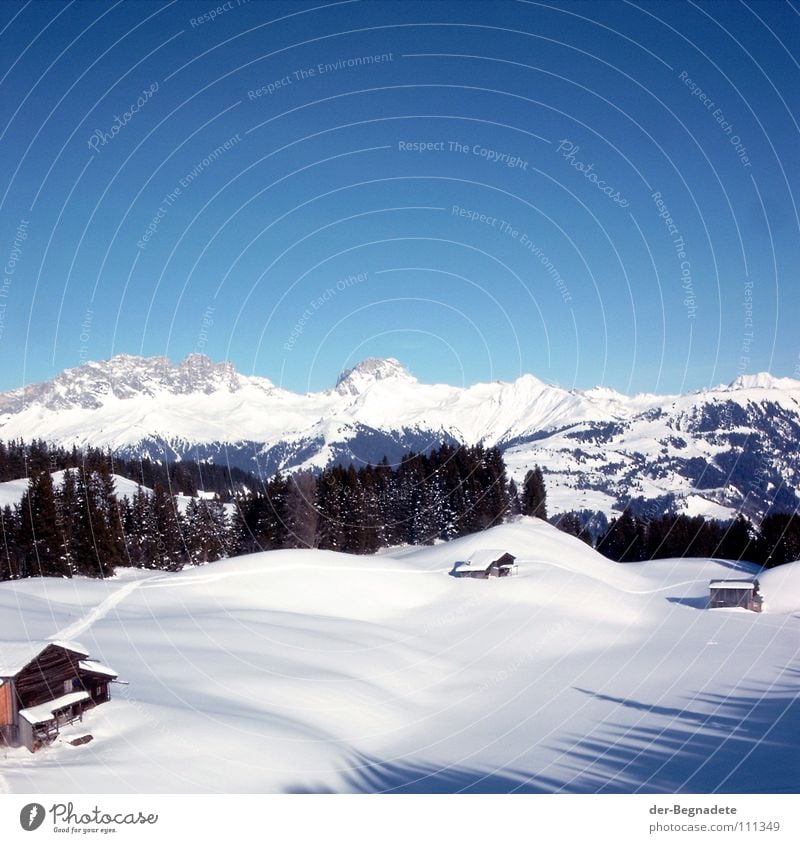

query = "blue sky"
[{"left": 0, "top": 0, "right": 797, "bottom": 396}]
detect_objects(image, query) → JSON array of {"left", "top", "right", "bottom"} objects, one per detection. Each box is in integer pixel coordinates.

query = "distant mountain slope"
[{"left": 0, "top": 354, "right": 798, "bottom": 520}]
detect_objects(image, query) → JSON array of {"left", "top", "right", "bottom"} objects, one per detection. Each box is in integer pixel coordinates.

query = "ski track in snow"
[{"left": 49, "top": 579, "right": 143, "bottom": 641}]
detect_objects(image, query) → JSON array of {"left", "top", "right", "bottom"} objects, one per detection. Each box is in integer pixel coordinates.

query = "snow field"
[{"left": 1, "top": 518, "right": 797, "bottom": 794}]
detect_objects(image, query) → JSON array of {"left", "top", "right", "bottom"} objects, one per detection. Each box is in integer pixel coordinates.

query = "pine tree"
[
  {"left": 283, "top": 472, "right": 318, "bottom": 548},
  {"left": 0, "top": 504, "right": 19, "bottom": 580},
  {"left": 152, "top": 482, "right": 187, "bottom": 571},
  {"left": 507, "top": 479, "right": 522, "bottom": 516},
  {"left": 185, "top": 498, "right": 229, "bottom": 564},
  {"left": 359, "top": 466, "right": 384, "bottom": 552},
  {"left": 315, "top": 468, "right": 345, "bottom": 550},
  {"left": 263, "top": 473, "right": 289, "bottom": 549},
  {"left": 598, "top": 510, "right": 643, "bottom": 562},
  {"left": 20, "top": 471, "right": 70, "bottom": 577},
  {"left": 717, "top": 514, "right": 755, "bottom": 561},
  {"left": 756, "top": 513, "right": 800, "bottom": 568},
  {"left": 522, "top": 466, "right": 548, "bottom": 520},
  {"left": 57, "top": 468, "right": 79, "bottom": 573},
  {"left": 555, "top": 511, "right": 591, "bottom": 544}
]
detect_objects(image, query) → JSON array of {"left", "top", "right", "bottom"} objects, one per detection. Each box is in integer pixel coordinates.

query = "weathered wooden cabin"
[
  {"left": 709, "top": 578, "right": 763, "bottom": 612},
  {"left": 452, "top": 549, "right": 517, "bottom": 579},
  {"left": 0, "top": 640, "right": 118, "bottom": 752}
]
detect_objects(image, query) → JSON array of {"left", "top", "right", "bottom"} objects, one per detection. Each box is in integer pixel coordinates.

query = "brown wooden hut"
[
  {"left": 709, "top": 578, "right": 763, "bottom": 612},
  {"left": 451, "top": 549, "right": 517, "bottom": 579},
  {"left": 0, "top": 640, "right": 118, "bottom": 752}
]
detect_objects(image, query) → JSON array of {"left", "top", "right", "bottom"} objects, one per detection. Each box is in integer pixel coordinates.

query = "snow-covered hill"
[
  {"left": 0, "top": 519, "right": 796, "bottom": 794},
  {"left": 1, "top": 354, "right": 799, "bottom": 520}
]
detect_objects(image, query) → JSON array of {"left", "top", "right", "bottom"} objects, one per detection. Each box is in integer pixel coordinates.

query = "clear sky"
[{"left": 0, "top": 0, "right": 797, "bottom": 396}]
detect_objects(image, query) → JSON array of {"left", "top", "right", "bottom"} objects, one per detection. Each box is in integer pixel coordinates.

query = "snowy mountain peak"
[
  {"left": 728, "top": 372, "right": 799, "bottom": 391},
  {"left": 334, "top": 358, "right": 416, "bottom": 396},
  {"left": 0, "top": 353, "right": 270, "bottom": 414}
]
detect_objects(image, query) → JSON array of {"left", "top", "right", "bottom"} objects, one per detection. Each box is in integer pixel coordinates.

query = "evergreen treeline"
[
  {"left": 588, "top": 510, "right": 800, "bottom": 568},
  {"left": 236, "top": 443, "right": 511, "bottom": 554},
  {"left": 2, "top": 437, "right": 798, "bottom": 582},
  {"left": 0, "top": 439, "right": 258, "bottom": 499},
  {"left": 0, "top": 441, "right": 515, "bottom": 580},
  {"left": 1, "top": 463, "right": 125, "bottom": 579}
]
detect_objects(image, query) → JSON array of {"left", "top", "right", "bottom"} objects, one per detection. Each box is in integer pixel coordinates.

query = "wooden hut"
[
  {"left": 451, "top": 549, "right": 517, "bottom": 579},
  {"left": 0, "top": 640, "right": 118, "bottom": 752},
  {"left": 709, "top": 578, "right": 763, "bottom": 612}
]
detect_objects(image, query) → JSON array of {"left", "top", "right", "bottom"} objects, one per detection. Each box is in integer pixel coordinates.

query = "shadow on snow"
[
  {"left": 285, "top": 667, "right": 800, "bottom": 793},
  {"left": 559, "top": 667, "right": 800, "bottom": 793}
]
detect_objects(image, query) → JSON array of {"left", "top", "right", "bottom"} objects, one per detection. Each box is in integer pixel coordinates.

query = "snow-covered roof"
[
  {"left": 19, "top": 691, "right": 91, "bottom": 725},
  {"left": 709, "top": 579, "right": 756, "bottom": 590},
  {"left": 454, "top": 549, "right": 516, "bottom": 572},
  {"left": 79, "top": 659, "right": 118, "bottom": 678},
  {"left": 0, "top": 640, "right": 89, "bottom": 677}
]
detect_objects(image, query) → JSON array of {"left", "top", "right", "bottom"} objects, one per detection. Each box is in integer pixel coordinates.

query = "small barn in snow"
[
  {"left": 451, "top": 549, "right": 517, "bottom": 579},
  {"left": 709, "top": 578, "right": 762, "bottom": 612},
  {"left": 0, "top": 640, "right": 118, "bottom": 752}
]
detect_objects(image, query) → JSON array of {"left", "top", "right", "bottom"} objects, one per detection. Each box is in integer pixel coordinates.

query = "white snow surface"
[
  {"left": 0, "top": 518, "right": 797, "bottom": 794},
  {"left": 758, "top": 561, "right": 800, "bottom": 615},
  {"left": 19, "top": 691, "right": 91, "bottom": 725}
]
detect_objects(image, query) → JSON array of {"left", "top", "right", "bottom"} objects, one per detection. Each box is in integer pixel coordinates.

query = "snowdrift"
[
  {"left": 759, "top": 561, "right": 800, "bottom": 614},
  {"left": 0, "top": 518, "right": 797, "bottom": 794}
]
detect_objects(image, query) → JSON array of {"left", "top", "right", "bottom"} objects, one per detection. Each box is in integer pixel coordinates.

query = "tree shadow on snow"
[
  {"left": 285, "top": 752, "right": 562, "bottom": 794},
  {"left": 558, "top": 667, "right": 800, "bottom": 793},
  {"left": 283, "top": 669, "right": 800, "bottom": 794}
]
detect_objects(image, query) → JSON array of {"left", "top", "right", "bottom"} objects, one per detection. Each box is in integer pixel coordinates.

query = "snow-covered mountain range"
[{"left": 1, "top": 353, "right": 799, "bottom": 520}]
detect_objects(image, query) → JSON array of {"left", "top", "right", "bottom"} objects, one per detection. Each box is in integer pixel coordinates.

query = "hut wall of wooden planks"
[
  {"left": 0, "top": 641, "right": 118, "bottom": 751},
  {"left": 451, "top": 549, "right": 517, "bottom": 579},
  {"left": 708, "top": 578, "right": 762, "bottom": 612}
]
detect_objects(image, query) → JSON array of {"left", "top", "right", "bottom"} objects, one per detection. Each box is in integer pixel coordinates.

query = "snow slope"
[
  {"left": 1, "top": 518, "right": 797, "bottom": 794},
  {"left": 759, "top": 561, "right": 800, "bottom": 615}
]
